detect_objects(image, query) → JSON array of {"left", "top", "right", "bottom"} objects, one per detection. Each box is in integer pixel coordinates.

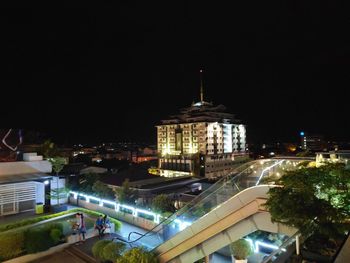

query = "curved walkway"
[{"left": 156, "top": 185, "right": 297, "bottom": 263}]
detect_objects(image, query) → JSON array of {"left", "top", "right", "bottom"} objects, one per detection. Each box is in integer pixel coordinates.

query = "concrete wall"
[
  {"left": 0, "top": 161, "right": 52, "bottom": 176},
  {"left": 69, "top": 197, "right": 158, "bottom": 231}
]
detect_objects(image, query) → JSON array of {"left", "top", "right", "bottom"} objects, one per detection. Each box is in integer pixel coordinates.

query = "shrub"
[
  {"left": 47, "top": 222, "right": 64, "bottom": 232},
  {"left": 50, "top": 228, "right": 63, "bottom": 244},
  {"left": 230, "top": 239, "right": 253, "bottom": 260},
  {"left": 0, "top": 232, "right": 24, "bottom": 260},
  {"left": 24, "top": 227, "right": 54, "bottom": 253},
  {"left": 101, "top": 242, "right": 126, "bottom": 262},
  {"left": 92, "top": 240, "right": 112, "bottom": 261},
  {"left": 115, "top": 247, "right": 158, "bottom": 263},
  {"left": 0, "top": 208, "right": 122, "bottom": 233}
]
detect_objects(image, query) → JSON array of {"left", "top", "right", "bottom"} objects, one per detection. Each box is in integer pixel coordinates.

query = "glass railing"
[
  {"left": 261, "top": 231, "right": 301, "bottom": 263},
  {"left": 128, "top": 158, "right": 301, "bottom": 250}
]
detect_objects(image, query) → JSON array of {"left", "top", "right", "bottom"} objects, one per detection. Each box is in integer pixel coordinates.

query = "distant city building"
[
  {"left": 132, "top": 147, "right": 158, "bottom": 163},
  {"left": 157, "top": 78, "right": 247, "bottom": 179},
  {"left": 300, "top": 132, "right": 327, "bottom": 151},
  {"left": 102, "top": 166, "right": 204, "bottom": 206},
  {"left": 80, "top": 166, "right": 108, "bottom": 175}
]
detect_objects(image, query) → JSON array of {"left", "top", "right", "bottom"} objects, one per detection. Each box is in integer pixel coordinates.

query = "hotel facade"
[{"left": 157, "top": 92, "right": 247, "bottom": 179}]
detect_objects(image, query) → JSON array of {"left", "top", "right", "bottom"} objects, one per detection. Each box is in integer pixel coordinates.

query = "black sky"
[{"left": 2, "top": 3, "right": 350, "bottom": 145}]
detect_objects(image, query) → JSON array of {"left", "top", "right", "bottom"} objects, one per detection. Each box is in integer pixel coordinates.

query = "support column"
[
  {"left": 204, "top": 254, "right": 213, "bottom": 263},
  {"left": 296, "top": 235, "right": 300, "bottom": 255},
  {"left": 44, "top": 179, "right": 51, "bottom": 213}
]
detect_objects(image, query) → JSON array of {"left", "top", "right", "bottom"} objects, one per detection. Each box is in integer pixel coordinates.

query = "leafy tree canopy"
[
  {"left": 115, "top": 179, "right": 138, "bottom": 205},
  {"left": 265, "top": 163, "right": 350, "bottom": 237},
  {"left": 48, "top": 157, "right": 67, "bottom": 174},
  {"left": 77, "top": 173, "right": 101, "bottom": 193},
  {"left": 151, "top": 194, "right": 175, "bottom": 214},
  {"left": 40, "top": 139, "right": 59, "bottom": 159},
  {"left": 92, "top": 180, "right": 115, "bottom": 199}
]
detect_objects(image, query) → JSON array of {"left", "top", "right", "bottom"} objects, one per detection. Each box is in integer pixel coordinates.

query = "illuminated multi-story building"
[
  {"left": 299, "top": 131, "right": 327, "bottom": 151},
  {"left": 157, "top": 80, "right": 247, "bottom": 179}
]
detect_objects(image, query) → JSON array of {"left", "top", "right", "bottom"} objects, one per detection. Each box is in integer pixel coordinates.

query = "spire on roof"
[{"left": 200, "top": 69, "right": 204, "bottom": 102}]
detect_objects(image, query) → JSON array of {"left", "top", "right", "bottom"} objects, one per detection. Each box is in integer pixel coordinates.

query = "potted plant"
[{"left": 230, "top": 239, "right": 253, "bottom": 263}]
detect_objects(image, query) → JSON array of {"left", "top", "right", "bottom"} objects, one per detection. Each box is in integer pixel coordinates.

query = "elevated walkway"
[
  {"left": 128, "top": 158, "right": 308, "bottom": 262},
  {"left": 156, "top": 185, "right": 297, "bottom": 263}
]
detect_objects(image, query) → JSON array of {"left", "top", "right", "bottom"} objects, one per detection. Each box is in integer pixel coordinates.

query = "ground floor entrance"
[{"left": 0, "top": 181, "right": 37, "bottom": 216}]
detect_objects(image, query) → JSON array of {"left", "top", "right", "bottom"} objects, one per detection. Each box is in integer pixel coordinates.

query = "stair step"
[{"left": 65, "top": 246, "right": 96, "bottom": 263}]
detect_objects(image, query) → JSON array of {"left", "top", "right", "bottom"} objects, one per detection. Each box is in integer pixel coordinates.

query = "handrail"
[
  {"left": 117, "top": 161, "right": 259, "bottom": 245},
  {"left": 261, "top": 230, "right": 301, "bottom": 263},
  {"left": 122, "top": 159, "right": 293, "bottom": 248},
  {"left": 331, "top": 231, "right": 350, "bottom": 262},
  {"left": 128, "top": 231, "right": 147, "bottom": 241},
  {"left": 262, "top": 221, "right": 316, "bottom": 263},
  {"left": 112, "top": 236, "right": 134, "bottom": 248}
]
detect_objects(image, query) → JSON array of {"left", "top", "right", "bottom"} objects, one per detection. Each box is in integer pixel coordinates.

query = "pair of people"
[
  {"left": 73, "top": 213, "right": 86, "bottom": 243},
  {"left": 95, "top": 214, "right": 110, "bottom": 238}
]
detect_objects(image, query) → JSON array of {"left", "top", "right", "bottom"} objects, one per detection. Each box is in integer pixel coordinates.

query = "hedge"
[
  {"left": 0, "top": 232, "right": 25, "bottom": 261},
  {"left": 0, "top": 208, "right": 121, "bottom": 233},
  {"left": 24, "top": 227, "right": 55, "bottom": 254},
  {"left": 102, "top": 242, "right": 126, "bottom": 262},
  {"left": 0, "top": 208, "right": 121, "bottom": 261}
]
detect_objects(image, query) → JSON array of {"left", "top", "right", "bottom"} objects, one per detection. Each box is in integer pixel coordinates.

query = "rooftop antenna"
[{"left": 200, "top": 69, "right": 204, "bottom": 102}]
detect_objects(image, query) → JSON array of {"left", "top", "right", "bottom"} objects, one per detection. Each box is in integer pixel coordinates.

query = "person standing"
[
  {"left": 78, "top": 213, "right": 86, "bottom": 242},
  {"left": 74, "top": 213, "right": 86, "bottom": 244}
]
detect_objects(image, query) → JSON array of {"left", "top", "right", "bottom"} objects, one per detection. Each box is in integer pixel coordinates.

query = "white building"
[
  {"left": 157, "top": 87, "right": 247, "bottom": 179},
  {"left": 0, "top": 153, "right": 53, "bottom": 216}
]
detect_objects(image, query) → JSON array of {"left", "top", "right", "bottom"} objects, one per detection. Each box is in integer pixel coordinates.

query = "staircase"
[{"left": 64, "top": 245, "right": 96, "bottom": 263}]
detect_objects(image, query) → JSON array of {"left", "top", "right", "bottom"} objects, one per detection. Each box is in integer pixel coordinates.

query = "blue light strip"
[{"left": 70, "top": 191, "right": 161, "bottom": 223}]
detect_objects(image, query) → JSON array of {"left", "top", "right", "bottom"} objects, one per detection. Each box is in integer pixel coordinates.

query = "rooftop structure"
[
  {"left": 157, "top": 71, "right": 248, "bottom": 179},
  {"left": 0, "top": 157, "right": 52, "bottom": 216}
]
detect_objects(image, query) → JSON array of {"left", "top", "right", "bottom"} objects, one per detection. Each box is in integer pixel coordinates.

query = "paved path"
[
  {"left": 73, "top": 218, "right": 161, "bottom": 257},
  {"left": 30, "top": 250, "right": 86, "bottom": 263}
]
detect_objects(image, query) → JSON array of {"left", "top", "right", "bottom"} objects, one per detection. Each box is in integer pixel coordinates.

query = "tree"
[
  {"left": 265, "top": 163, "right": 350, "bottom": 238},
  {"left": 48, "top": 157, "right": 67, "bottom": 206},
  {"left": 92, "top": 180, "right": 115, "bottom": 199},
  {"left": 151, "top": 194, "right": 175, "bottom": 214},
  {"left": 40, "top": 139, "right": 59, "bottom": 158},
  {"left": 79, "top": 173, "right": 101, "bottom": 193},
  {"left": 115, "top": 247, "right": 158, "bottom": 263},
  {"left": 114, "top": 179, "right": 138, "bottom": 205}
]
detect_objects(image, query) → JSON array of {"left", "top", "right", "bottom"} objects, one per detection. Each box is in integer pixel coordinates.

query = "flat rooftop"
[{"left": 0, "top": 173, "right": 52, "bottom": 185}]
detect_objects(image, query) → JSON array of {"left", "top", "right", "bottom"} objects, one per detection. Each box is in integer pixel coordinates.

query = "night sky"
[{"left": 2, "top": 3, "right": 350, "bottom": 145}]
